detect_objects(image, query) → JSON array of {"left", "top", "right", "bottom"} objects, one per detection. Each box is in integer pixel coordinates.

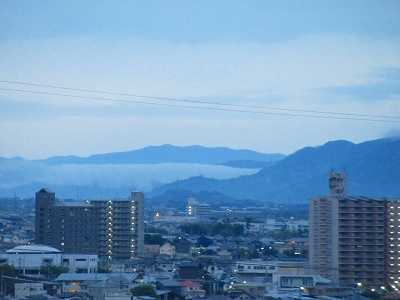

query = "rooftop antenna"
[
  {"left": 75, "top": 186, "right": 80, "bottom": 201},
  {"left": 329, "top": 170, "right": 346, "bottom": 197}
]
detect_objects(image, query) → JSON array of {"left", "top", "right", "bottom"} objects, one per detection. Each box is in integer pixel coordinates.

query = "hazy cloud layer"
[{"left": 323, "top": 67, "right": 400, "bottom": 101}]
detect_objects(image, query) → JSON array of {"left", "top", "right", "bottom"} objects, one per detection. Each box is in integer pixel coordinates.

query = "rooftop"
[
  {"left": 6, "top": 244, "right": 62, "bottom": 254},
  {"left": 54, "top": 201, "right": 91, "bottom": 207},
  {"left": 56, "top": 272, "right": 136, "bottom": 282},
  {"left": 37, "top": 188, "right": 54, "bottom": 194}
]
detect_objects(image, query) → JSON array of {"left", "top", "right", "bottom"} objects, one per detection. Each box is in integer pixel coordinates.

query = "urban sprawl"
[{"left": 0, "top": 172, "right": 398, "bottom": 300}]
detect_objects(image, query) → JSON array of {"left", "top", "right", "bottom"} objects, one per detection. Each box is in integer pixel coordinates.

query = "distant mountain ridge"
[
  {"left": 219, "top": 160, "right": 276, "bottom": 169},
  {"left": 36, "top": 144, "right": 284, "bottom": 165},
  {"left": 152, "top": 137, "right": 400, "bottom": 202},
  {"left": 2, "top": 139, "right": 399, "bottom": 202},
  {"left": 0, "top": 145, "right": 283, "bottom": 198}
]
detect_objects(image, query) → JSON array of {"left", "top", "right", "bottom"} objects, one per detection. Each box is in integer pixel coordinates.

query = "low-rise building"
[
  {"left": 160, "top": 242, "right": 176, "bottom": 257},
  {"left": 234, "top": 260, "right": 276, "bottom": 275},
  {"left": 272, "top": 274, "right": 330, "bottom": 290},
  {"left": 144, "top": 244, "right": 161, "bottom": 257},
  {"left": 14, "top": 282, "right": 47, "bottom": 299},
  {"left": 55, "top": 272, "right": 136, "bottom": 294},
  {"left": 179, "top": 280, "right": 206, "bottom": 298},
  {"left": 0, "top": 244, "right": 98, "bottom": 275}
]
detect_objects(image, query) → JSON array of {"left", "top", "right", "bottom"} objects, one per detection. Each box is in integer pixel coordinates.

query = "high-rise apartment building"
[
  {"left": 309, "top": 172, "right": 399, "bottom": 289},
  {"left": 35, "top": 188, "right": 144, "bottom": 260}
]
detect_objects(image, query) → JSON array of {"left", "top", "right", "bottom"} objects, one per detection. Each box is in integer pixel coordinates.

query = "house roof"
[
  {"left": 179, "top": 280, "right": 201, "bottom": 288},
  {"left": 158, "top": 279, "right": 180, "bottom": 287},
  {"left": 6, "top": 244, "right": 61, "bottom": 254},
  {"left": 55, "top": 273, "right": 136, "bottom": 282}
]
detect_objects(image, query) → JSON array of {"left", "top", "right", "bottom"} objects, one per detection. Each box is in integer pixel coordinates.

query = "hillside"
[
  {"left": 151, "top": 138, "right": 400, "bottom": 202},
  {"left": 39, "top": 144, "right": 284, "bottom": 165},
  {"left": 0, "top": 145, "right": 282, "bottom": 198}
]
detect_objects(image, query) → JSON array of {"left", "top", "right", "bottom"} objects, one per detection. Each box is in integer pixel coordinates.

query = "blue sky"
[{"left": 0, "top": 1, "right": 400, "bottom": 158}]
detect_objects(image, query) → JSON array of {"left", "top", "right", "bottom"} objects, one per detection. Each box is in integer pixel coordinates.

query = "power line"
[
  {"left": 1, "top": 80, "right": 399, "bottom": 120},
  {"left": 1, "top": 87, "right": 399, "bottom": 124}
]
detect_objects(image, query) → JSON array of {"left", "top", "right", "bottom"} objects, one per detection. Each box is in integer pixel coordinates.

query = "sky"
[{"left": 0, "top": 0, "right": 400, "bottom": 159}]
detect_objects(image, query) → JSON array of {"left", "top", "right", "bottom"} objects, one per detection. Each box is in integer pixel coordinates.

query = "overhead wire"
[
  {"left": 0, "top": 80, "right": 399, "bottom": 120},
  {"left": 1, "top": 87, "right": 399, "bottom": 124}
]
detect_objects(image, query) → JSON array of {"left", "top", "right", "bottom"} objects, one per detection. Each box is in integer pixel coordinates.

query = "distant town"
[{"left": 0, "top": 171, "right": 398, "bottom": 300}]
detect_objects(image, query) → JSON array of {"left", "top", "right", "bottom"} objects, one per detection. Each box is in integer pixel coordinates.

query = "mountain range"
[
  {"left": 37, "top": 144, "right": 284, "bottom": 165},
  {"left": 0, "top": 145, "right": 282, "bottom": 198},
  {"left": 1, "top": 138, "right": 399, "bottom": 203},
  {"left": 151, "top": 137, "right": 400, "bottom": 203}
]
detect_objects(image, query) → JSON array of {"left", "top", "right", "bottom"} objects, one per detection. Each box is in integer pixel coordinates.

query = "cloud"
[
  {"left": 1, "top": 35, "right": 399, "bottom": 106},
  {"left": 322, "top": 67, "right": 400, "bottom": 101},
  {"left": 0, "top": 34, "right": 399, "bottom": 158}
]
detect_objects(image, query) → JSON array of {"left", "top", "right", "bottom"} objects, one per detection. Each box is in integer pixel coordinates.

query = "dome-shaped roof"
[{"left": 6, "top": 244, "right": 61, "bottom": 254}]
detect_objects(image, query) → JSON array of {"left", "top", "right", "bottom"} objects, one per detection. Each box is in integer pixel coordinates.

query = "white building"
[
  {"left": 61, "top": 253, "right": 98, "bottom": 273},
  {"left": 0, "top": 244, "right": 98, "bottom": 275},
  {"left": 160, "top": 242, "right": 176, "bottom": 257},
  {"left": 264, "top": 219, "right": 308, "bottom": 232},
  {"left": 234, "top": 260, "right": 276, "bottom": 275},
  {"left": 273, "top": 274, "right": 330, "bottom": 290},
  {"left": 14, "top": 283, "right": 47, "bottom": 299},
  {"left": 286, "top": 219, "right": 309, "bottom": 232},
  {"left": 234, "top": 260, "right": 311, "bottom": 276},
  {"left": 187, "top": 198, "right": 211, "bottom": 218}
]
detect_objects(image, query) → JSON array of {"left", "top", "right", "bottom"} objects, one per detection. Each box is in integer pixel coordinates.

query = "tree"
[
  {"left": 262, "top": 245, "right": 278, "bottom": 257},
  {"left": 0, "top": 264, "right": 17, "bottom": 296},
  {"left": 269, "top": 228, "right": 305, "bottom": 240},
  {"left": 197, "top": 236, "right": 213, "bottom": 247},
  {"left": 145, "top": 225, "right": 168, "bottom": 235},
  {"left": 98, "top": 266, "right": 111, "bottom": 273},
  {"left": 0, "top": 264, "right": 16, "bottom": 276},
  {"left": 130, "top": 284, "right": 157, "bottom": 298},
  {"left": 237, "top": 248, "right": 249, "bottom": 259},
  {"left": 180, "top": 222, "right": 244, "bottom": 237},
  {"left": 40, "top": 265, "right": 69, "bottom": 278},
  {"left": 245, "top": 217, "right": 253, "bottom": 230},
  {"left": 180, "top": 223, "right": 208, "bottom": 235},
  {"left": 145, "top": 233, "right": 166, "bottom": 245}
]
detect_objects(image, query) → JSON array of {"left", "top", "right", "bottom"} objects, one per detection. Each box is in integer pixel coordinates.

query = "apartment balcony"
[
  {"left": 338, "top": 240, "right": 385, "bottom": 245},
  {"left": 344, "top": 221, "right": 385, "bottom": 225},
  {"left": 338, "top": 229, "right": 384, "bottom": 233},
  {"left": 339, "top": 259, "right": 384, "bottom": 265},
  {"left": 339, "top": 204, "right": 385, "bottom": 209},
  {"left": 339, "top": 264, "right": 385, "bottom": 271},
  {"left": 339, "top": 245, "right": 385, "bottom": 250},
  {"left": 339, "top": 232, "right": 382, "bottom": 236},
  {"left": 339, "top": 252, "right": 384, "bottom": 258}
]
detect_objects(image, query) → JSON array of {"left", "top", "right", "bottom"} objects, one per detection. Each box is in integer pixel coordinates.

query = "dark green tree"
[
  {"left": 40, "top": 265, "right": 69, "bottom": 278},
  {"left": 130, "top": 284, "right": 157, "bottom": 298},
  {"left": 0, "top": 264, "right": 16, "bottom": 276},
  {"left": 145, "top": 233, "right": 166, "bottom": 245}
]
